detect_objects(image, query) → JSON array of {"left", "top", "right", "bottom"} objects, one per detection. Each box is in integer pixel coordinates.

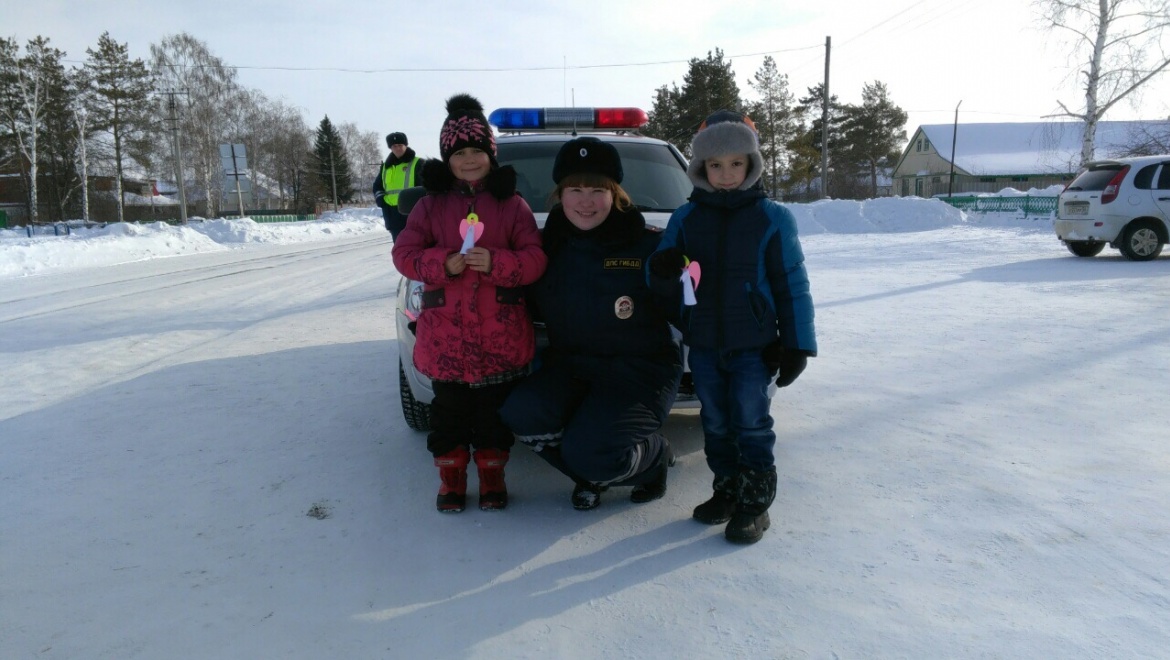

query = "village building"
[{"left": 892, "top": 120, "right": 1170, "bottom": 198}]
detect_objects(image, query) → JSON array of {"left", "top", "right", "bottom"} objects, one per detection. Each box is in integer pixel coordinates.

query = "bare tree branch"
[{"left": 1036, "top": 0, "right": 1170, "bottom": 165}]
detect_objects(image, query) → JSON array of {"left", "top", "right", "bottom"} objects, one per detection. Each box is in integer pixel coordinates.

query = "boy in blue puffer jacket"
[{"left": 648, "top": 110, "right": 817, "bottom": 544}]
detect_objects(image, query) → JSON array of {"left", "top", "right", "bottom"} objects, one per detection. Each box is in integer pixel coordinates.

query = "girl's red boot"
[
  {"left": 434, "top": 446, "right": 470, "bottom": 513},
  {"left": 474, "top": 448, "right": 509, "bottom": 511}
]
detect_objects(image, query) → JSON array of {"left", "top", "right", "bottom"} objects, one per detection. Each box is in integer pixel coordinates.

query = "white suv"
[
  {"left": 395, "top": 107, "right": 697, "bottom": 431},
  {"left": 1055, "top": 154, "right": 1170, "bottom": 261}
]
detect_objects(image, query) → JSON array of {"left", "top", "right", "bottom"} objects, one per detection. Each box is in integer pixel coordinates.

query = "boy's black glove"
[
  {"left": 649, "top": 248, "right": 686, "bottom": 278},
  {"left": 762, "top": 341, "right": 807, "bottom": 388}
]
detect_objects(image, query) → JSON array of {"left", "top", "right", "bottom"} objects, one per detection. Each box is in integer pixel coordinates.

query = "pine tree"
[
  {"left": 790, "top": 83, "right": 847, "bottom": 199},
  {"left": 675, "top": 49, "right": 743, "bottom": 156},
  {"left": 840, "top": 81, "right": 907, "bottom": 199},
  {"left": 85, "top": 32, "right": 155, "bottom": 223},
  {"left": 747, "top": 56, "right": 798, "bottom": 198},
  {"left": 1, "top": 38, "right": 25, "bottom": 216},
  {"left": 646, "top": 49, "right": 743, "bottom": 156},
  {"left": 311, "top": 115, "right": 354, "bottom": 207},
  {"left": 643, "top": 83, "right": 683, "bottom": 145},
  {"left": 40, "top": 57, "right": 83, "bottom": 221}
]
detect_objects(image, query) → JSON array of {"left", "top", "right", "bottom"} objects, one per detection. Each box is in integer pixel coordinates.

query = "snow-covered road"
[{"left": 3, "top": 224, "right": 1169, "bottom": 658}]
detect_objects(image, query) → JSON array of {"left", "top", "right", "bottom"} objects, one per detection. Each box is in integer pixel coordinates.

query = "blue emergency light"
[{"left": 489, "top": 107, "right": 648, "bottom": 131}]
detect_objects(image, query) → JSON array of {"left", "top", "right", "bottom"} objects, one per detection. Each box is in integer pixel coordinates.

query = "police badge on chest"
[{"left": 614, "top": 295, "right": 633, "bottom": 320}]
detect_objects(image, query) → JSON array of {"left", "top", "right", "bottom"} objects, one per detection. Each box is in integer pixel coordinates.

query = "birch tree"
[
  {"left": 0, "top": 36, "right": 63, "bottom": 223},
  {"left": 270, "top": 109, "right": 312, "bottom": 213},
  {"left": 1037, "top": 0, "right": 1170, "bottom": 165},
  {"left": 337, "top": 121, "right": 381, "bottom": 203},
  {"left": 75, "top": 105, "right": 91, "bottom": 222},
  {"left": 150, "top": 33, "right": 240, "bottom": 217}
]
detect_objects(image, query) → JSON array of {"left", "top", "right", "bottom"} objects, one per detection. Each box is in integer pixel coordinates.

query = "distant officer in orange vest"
[{"left": 373, "top": 132, "right": 422, "bottom": 240}]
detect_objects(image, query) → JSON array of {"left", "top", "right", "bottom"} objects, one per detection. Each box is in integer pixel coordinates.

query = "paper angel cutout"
[
  {"left": 681, "top": 259, "right": 701, "bottom": 306},
  {"left": 459, "top": 213, "right": 483, "bottom": 254}
]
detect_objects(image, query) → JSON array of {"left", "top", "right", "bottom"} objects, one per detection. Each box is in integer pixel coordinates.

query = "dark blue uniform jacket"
[{"left": 533, "top": 204, "right": 679, "bottom": 364}]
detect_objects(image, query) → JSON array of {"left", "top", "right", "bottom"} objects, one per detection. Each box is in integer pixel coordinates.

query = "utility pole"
[
  {"left": 329, "top": 144, "right": 339, "bottom": 213},
  {"left": 948, "top": 100, "right": 962, "bottom": 197},
  {"left": 163, "top": 89, "right": 189, "bottom": 223},
  {"left": 230, "top": 144, "right": 245, "bottom": 217},
  {"left": 820, "top": 36, "right": 831, "bottom": 200}
]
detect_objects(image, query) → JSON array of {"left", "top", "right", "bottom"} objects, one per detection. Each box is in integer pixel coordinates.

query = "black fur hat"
[
  {"left": 552, "top": 137, "right": 623, "bottom": 184},
  {"left": 385, "top": 132, "right": 408, "bottom": 148},
  {"left": 438, "top": 93, "right": 497, "bottom": 165}
]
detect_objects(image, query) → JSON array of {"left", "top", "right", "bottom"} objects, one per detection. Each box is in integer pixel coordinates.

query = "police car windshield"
[{"left": 497, "top": 140, "right": 692, "bottom": 213}]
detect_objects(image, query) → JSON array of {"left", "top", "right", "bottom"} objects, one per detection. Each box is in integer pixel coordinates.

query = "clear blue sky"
[{"left": 8, "top": 0, "right": 1170, "bottom": 161}]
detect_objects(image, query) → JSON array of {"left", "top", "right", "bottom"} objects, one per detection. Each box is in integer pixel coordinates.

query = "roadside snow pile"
[
  {"left": 190, "top": 209, "right": 382, "bottom": 245},
  {"left": 0, "top": 221, "right": 227, "bottom": 278},
  {"left": 991, "top": 184, "right": 1065, "bottom": 196},
  {"left": 0, "top": 209, "right": 384, "bottom": 278},
  {"left": 791, "top": 196, "right": 964, "bottom": 235}
]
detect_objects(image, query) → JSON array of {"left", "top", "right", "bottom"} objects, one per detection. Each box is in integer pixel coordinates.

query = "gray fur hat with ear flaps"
[{"left": 686, "top": 110, "right": 764, "bottom": 192}]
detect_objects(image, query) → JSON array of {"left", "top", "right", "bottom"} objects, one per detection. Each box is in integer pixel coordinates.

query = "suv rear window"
[
  {"left": 1066, "top": 164, "right": 1125, "bottom": 191},
  {"left": 498, "top": 140, "right": 692, "bottom": 213}
]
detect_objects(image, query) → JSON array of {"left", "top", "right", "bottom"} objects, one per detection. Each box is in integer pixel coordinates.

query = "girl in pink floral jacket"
[{"left": 392, "top": 93, "right": 547, "bottom": 514}]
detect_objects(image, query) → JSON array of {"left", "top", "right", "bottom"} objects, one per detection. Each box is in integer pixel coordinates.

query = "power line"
[
  {"left": 60, "top": 44, "right": 824, "bottom": 75},
  {"left": 835, "top": 0, "right": 933, "bottom": 48},
  {"left": 782, "top": 0, "right": 982, "bottom": 78},
  {"left": 57, "top": 1, "right": 976, "bottom": 79}
]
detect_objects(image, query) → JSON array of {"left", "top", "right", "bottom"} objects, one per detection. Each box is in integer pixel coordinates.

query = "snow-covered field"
[{"left": 2, "top": 199, "right": 1167, "bottom": 658}]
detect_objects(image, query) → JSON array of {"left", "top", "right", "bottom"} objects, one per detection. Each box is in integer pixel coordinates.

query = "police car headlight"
[{"left": 402, "top": 280, "right": 424, "bottom": 321}]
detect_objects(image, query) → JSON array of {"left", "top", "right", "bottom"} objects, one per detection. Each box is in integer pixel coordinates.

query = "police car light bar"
[{"left": 489, "top": 107, "right": 648, "bottom": 131}]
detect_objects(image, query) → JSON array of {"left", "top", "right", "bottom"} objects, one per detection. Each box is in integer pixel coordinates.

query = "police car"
[{"left": 395, "top": 107, "right": 696, "bottom": 431}]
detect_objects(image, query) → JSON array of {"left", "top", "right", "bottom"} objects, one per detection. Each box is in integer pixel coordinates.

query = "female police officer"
[{"left": 499, "top": 137, "right": 681, "bottom": 510}]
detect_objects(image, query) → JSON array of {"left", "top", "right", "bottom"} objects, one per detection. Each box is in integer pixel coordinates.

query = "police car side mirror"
[{"left": 398, "top": 186, "right": 426, "bottom": 216}]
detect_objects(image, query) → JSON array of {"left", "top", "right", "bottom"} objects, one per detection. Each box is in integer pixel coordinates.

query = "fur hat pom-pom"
[{"left": 445, "top": 93, "right": 484, "bottom": 115}]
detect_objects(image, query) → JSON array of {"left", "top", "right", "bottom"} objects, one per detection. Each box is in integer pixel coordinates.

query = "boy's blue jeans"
[{"left": 686, "top": 346, "right": 776, "bottom": 476}]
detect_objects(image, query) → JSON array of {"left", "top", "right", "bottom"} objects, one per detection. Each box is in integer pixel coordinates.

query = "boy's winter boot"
[
  {"left": 474, "top": 448, "right": 510, "bottom": 511},
  {"left": 434, "top": 446, "right": 470, "bottom": 513},
  {"left": 692, "top": 473, "right": 740, "bottom": 525},
  {"left": 724, "top": 467, "right": 776, "bottom": 544},
  {"left": 630, "top": 438, "right": 675, "bottom": 504}
]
